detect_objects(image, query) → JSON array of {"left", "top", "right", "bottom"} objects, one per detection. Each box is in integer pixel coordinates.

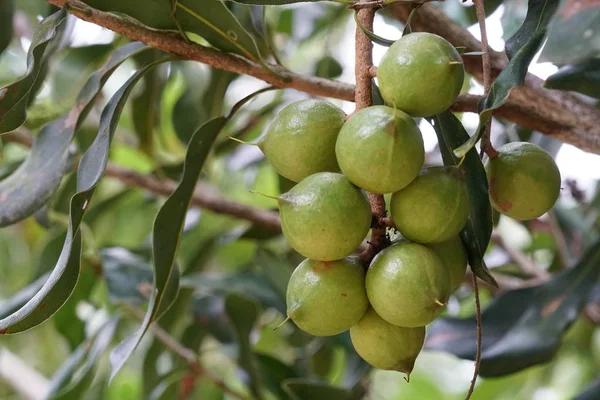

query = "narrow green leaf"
[
  {"left": 131, "top": 49, "right": 168, "bottom": 155},
  {"left": 0, "top": 42, "right": 148, "bottom": 227},
  {"left": 428, "top": 111, "right": 496, "bottom": 287},
  {"left": 47, "top": 316, "right": 120, "bottom": 400},
  {"left": 426, "top": 240, "right": 600, "bottom": 376},
  {"left": 545, "top": 58, "right": 600, "bottom": 99},
  {"left": 453, "top": 0, "right": 560, "bottom": 158},
  {"left": 0, "top": 0, "right": 13, "bottom": 56},
  {"left": 282, "top": 379, "right": 353, "bottom": 400},
  {"left": 0, "top": 48, "right": 162, "bottom": 335},
  {"left": 82, "top": 0, "right": 266, "bottom": 63},
  {"left": 0, "top": 9, "right": 67, "bottom": 133},
  {"left": 224, "top": 293, "right": 263, "bottom": 399},
  {"left": 353, "top": 12, "right": 395, "bottom": 47},
  {"left": 574, "top": 379, "right": 600, "bottom": 400},
  {"left": 109, "top": 116, "right": 226, "bottom": 380}
]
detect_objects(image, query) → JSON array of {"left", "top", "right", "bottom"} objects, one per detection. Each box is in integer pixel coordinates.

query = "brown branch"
[
  {"left": 388, "top": 3, "right": 600, "bottom": 155},
  {"left": 473, "top": 0, "right": 497, "bottom": 159},
  {"left": 125, "top": 305, "right": 249, "bottom": 400},
  {"left": 491, "top": 234, "right": 551, "bottom": 280},
  {"left": 354, "top": 2, "right": 388, "bottom": 266},
  {"left": 41, "top": 0, "right": 600, "bottom": 155},
  {"left": 3, "top": 130, "right": 282, "bottom": 234}
]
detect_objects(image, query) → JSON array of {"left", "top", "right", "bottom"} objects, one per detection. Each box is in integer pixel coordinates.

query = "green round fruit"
[
  {"left": 350, "top": 307, "right": 425, "bottom": 376},
  {"left": 426, "top": 236, "right": 467, "bottom": 293},
  {"left": 366, "top": 242, "right": 450, "bottom": 327},
  {"left": 377, "top": 32, "right": 465, "bottom": 117},
  {"left": 335, "top": 106, "right": 424, "bottom": 194},
  {"left": 486, "top": 142, "right": 561, "bottom": 220},
  {"left": 280, "top": 172, "right": 371, "bottom": 261},
  {"left": 287, "top": 258, "right": 368, "bottom": 336},
  {"left": 390, "top": 166, "right": 469, "bottom": 244},
  {"left": 260, "top": 99, "right": 345, "bottom": 182}
]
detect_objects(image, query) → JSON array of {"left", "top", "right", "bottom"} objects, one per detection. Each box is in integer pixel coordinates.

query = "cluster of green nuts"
[{"left": 240, "top": 32, "right": 561, "bottom": 376}]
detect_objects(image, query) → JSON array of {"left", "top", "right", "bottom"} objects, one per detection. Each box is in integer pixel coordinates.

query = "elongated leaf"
[
  {"left": 428, "top": 111, "right": 496, "bottom": 286},
  {"left": 131, "top": 49, "right": 168, "bottom": 155},
  {"left": 0, "top": 9, "right": 67, "bottom": 133},
  {"left": 541, "top": 0, "right": 600, "bottom": 64},
  {"left": 100, "top": 248, "right": 154, "bottom": 305},
  {"left": 224, "top": 293, "right": 263, "bottom": 399},
  {"left": 353, "top": 12, "right": 395, "bottom": 47},
  {"left": 453, "top": 0, "right": 560, "bottom": 158},
  {"left": 0, "top": 273, "right": 50, "bottom": 319},
  {"left": 282, "top": 379, "right": 353, "bottom": 400},
  {"left": 0, "top": 49, "right": 163, "bottom": 335},
  {"left": 0, "top": 0, "right": 13, "bottom": 56},
  {"left": 82, "top": 0, "right": 265, "bottom": 62},
  {"left": 425, "top": 240, "right": 600, "bottom": 377},
  {"left": 109, "top": 116, "right": 226, "bottom": 380},
  {"left": 47, "top": 316, "right": 120, "bottom": 400},
  {"left": 0, "top": 42, "right": 148, "bottom": 227},
  {"left": 544, "top": 58, "right": 600, "bottom": 99}
]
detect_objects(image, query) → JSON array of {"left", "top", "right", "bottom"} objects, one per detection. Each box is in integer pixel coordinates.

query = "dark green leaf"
[
  {"left": 453, "top": 0, "right": 560, "bottom": 158},
  {"left": 541, "top": 0, "right": 600, "bottom": 64},
  {"left": 371, "top": 80, "right": 384, "bottom": 106},
  {"left": 109, "top": 116, "right": 225, "bottom": 379},
  {"left": 0, "top": 0, "right": 13, "bottom": 56},
  {"left": 465, "top": 0, "right": 504, "bottom": 26},
  {"left": 224, "top": 293, "right": 263, "bottom": 399},
  {"left": 82, "top": 0, "right": 266, "bottom": 63},
  {"left": 314, "top": 56, "right": 343, "bottom": 79},
  {"left": 47, "top": 316, "right": 120, "bottom": 399},
  {"left": 0, "top": 273, "right": 50, "bottom": 319},
  {"left": 192, "top": 295, "right": 235, "bottom": 343},
  {"left": 0, "top": 42, "right": 148, "bottom": 227},
  {"left": 181, "top": 269, "right": 285, "bottom": 312},
  {"left": 0, "top": 9, "right": 67, "bottom": 133},
  {"left": 131, "top": 49, "right": 168, "bottom": 155},
  {"left": 545, "top": 58, "right": 600, "bottom": 99},
  {"left": 53, "top": 265, "right": 97, "bottom": 350},
  {"left": 254, "top": 249, "right": 292, "bottom": 306},
  {"left": 282, "top": 379, "right": 353, "bottom": 400},
  {"left": 100, "top": 248, "right": 154, "bottom": 305},
  {"left": 353, "top": 11, "right": 395, "bottom": 47},
  {"left": 172, "top": 64, "right": 236, "bottom": 143},
  {"left": 51, "top": 44, "right": 114, "bottom": 104},
  {"left": 257, "top": 354, "right": 300, "bottom": 399},
  {"left": 574, "top": 379, "right": 600, "bottom": 400},
  {"left": 428, "top": 111, "right": 496, "bottom": 286},
  {"left": 425, "top": 240, "right": 600, "bottom": 377},
  {"left": 0, "top": 45, "right": 160, "bottom": 335}
]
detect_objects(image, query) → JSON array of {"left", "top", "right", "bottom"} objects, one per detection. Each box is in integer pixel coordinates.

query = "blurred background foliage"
[{"left": 0, "top": 0, "right": 600, "bottom": 399}]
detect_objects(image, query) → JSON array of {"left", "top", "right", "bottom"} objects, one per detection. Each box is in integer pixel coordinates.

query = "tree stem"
[{"left": 354, "top": 2, "right": 388, "bottom": 266}]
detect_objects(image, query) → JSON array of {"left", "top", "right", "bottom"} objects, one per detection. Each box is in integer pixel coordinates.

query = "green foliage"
[{"left": 1, "top": 1, "right": 600, "bottom": 399}]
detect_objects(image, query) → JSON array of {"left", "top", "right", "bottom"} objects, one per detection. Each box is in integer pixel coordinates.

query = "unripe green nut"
[
  {"left": 260, "top": 99, "right": 345, "bottom": 182},
  {"left": 426, "top": 236, "right": 468, "bottom": 293},
  {"left": 279, "top": 172, "right": 371, "bottom": 261},
  {"left": 350, "top": 307, "right": 425, "bottom": 376},
  {"left": 366, "top": 242, "right": 450, "bottom": 328},
  {"left": 391, "top": 166, "right": 469, "bottom": 244},
  {"left": 335, "top": 106, "right": 424, "bottom": 194},
  {"left": 287, "top": 258, "right": 368, "bottom": 336},
  {"left": 486, "top": 142, "right": 561, "bottom": 221},
  {"left": 377, "top": 32, "right": 465, "bottom": 117}
]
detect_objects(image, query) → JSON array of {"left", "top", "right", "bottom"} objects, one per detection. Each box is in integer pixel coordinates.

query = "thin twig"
[
  {"left": 125, "top": 305, "right": 249, "bottom": 400},
  {"left": 465, "top": 275, "right": 482, "bottom": 400},
  {"left": 546, "top": 210, "right": 571, "bottom": 268},
  {"left": 473, "top": 0, "right": 497, "bottom": 159},
  {"left": 3, "top": 130, "right": 282, "bottom": 234},
  {"left": 491, "top": 234, "right": 551, "bottom": 279},
  {"left": 40, "top": 0, "right": 600, "bottom": 154}
]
